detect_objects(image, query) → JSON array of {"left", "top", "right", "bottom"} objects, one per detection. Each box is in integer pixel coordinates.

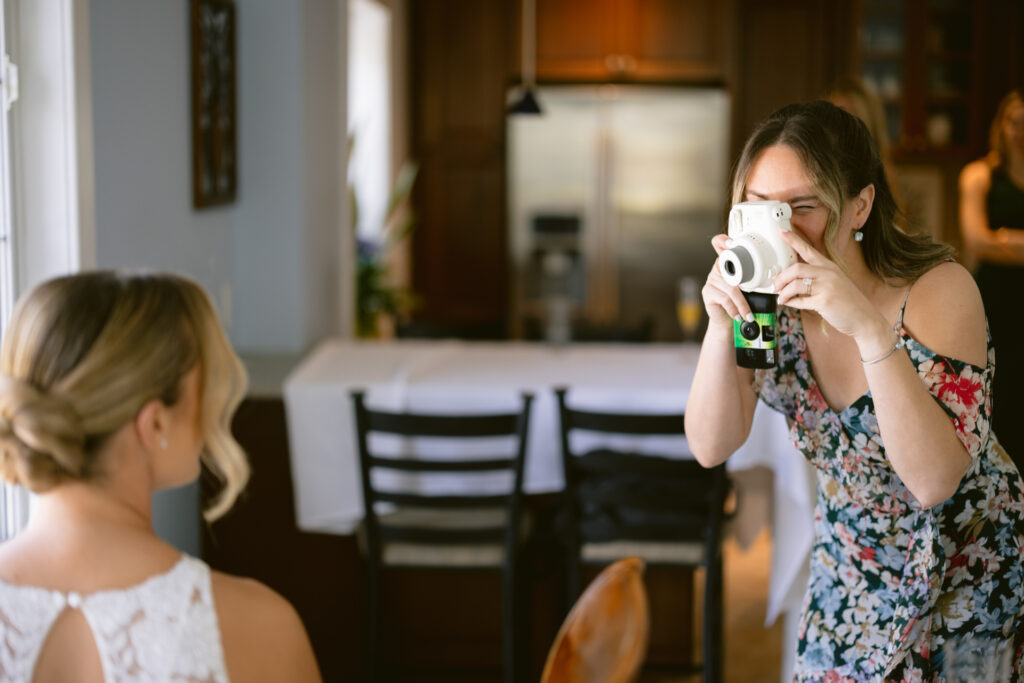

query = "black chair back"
[
  {"left": 554, "top": 387, "right": 727, "bottom": 683},
  {"left": 351, "top": 390, "right": 533, "bottom": 683}
]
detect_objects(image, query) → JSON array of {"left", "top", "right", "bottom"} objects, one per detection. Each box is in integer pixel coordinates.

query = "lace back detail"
[
  {"left": 0, "top": 555, "right": 229, "bottom": 682},
  {"left": 0, "top": 579, "right": 67, "bottom": 681}
]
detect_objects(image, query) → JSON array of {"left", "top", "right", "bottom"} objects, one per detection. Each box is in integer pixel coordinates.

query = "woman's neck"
[
  {"left": 29, "top": 424, "right": 163, "bottom": 534},
  {"left": 1005, "top": 152, "right": 1024, "bottom": 188},
  {"left": 1, "top": 481, "right": 182, "bottom": 593},
  {"left": 841, "top": 238, "right": 888, "bottom": 298},
  {"left": 28, "top": 481, "right": 154, "bottom": 539}
]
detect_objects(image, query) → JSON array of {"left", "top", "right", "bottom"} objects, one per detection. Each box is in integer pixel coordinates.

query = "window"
[
  {"left": 347, "top": 0, "right": 391, "bottom": 243},
  {"left": 0, "top": 0, "right": 93, "bottom": 541},
  {"left": 0, "top": 0, "right": 23, "bottom": 542}
]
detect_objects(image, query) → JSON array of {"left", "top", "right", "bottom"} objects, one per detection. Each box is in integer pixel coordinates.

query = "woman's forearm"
[
  {"left": 861, "top": 348, "right": 971, "bottom": 508},
  {"left": 966, "top": 226, "right": 1024, "bottom": 264},
  {"left": 685, "top": 322, "right": 758, "bottom": 467},
  {"left": 957, "top": 163, "right": 1024, "bottom": 265}
]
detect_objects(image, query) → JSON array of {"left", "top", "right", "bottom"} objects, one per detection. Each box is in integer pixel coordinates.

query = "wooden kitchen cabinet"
[
  {"left": 534, "top": 0, "right": 732, "bottom": 82},
  {"left": 857, "top": 0, "right": 985, "bottom": 160},
  {"left": 407, "top": 0, "right": 517, "bottom": 331}
]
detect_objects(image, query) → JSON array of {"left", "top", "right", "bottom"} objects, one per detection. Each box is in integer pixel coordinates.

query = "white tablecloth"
[{"left": 283, "top": 339, "right": 814, "bottom": 626}]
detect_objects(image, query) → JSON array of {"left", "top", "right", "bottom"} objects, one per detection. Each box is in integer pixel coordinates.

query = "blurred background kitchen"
[
  {"left": 403, "top": 0, "right": 1023, "bottom": 347},
  {"left": 1, "top": 0, "right": 1022, "bottom": 681}
]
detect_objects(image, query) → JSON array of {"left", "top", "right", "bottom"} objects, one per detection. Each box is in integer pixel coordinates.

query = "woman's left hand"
[{"left": 773, "top": 230, "right": 890, "bottom": 345}]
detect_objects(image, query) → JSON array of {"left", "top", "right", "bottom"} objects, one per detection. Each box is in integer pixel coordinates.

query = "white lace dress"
[{"left": 0, "top": 554, "right": 229, "bottom": 682}]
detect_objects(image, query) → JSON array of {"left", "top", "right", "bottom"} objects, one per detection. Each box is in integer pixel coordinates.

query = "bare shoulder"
[
  {"left": 0, "top": 533, "right": 27, "bottom": 573},
  {"left": 0, "top": 541, "right": 28, "bottom": 585},
  {"left": 211, "top": 571, "right": 322, "bottom": 682},
  {"left": 903, "top": 261, "right": 987, "bottom": 367},
  {"left": 959, "top": 158, "right": 992, "bottom": 192}
]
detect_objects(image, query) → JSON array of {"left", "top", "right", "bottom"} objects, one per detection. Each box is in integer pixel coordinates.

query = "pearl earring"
[
  {"left": 854, "top": 229, "right": 864, "bottom": 242},
  {"left": 159, "top": 438, "right": 168, "bottom": 450}
]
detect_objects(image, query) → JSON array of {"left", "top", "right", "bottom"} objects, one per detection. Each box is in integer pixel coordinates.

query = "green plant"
[{"left": 352, "top": 159, "right": 419, "bottom": 337}]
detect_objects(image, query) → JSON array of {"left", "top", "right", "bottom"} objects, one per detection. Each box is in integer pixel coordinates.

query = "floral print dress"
[{"left": 755, "top": 300, "right": 1024, "bottom": 682}]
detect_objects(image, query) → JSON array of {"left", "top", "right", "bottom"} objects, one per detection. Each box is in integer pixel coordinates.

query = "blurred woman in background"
[
  {"left": 828, "top": 76, "right": 892, "bottom": 164},
  {"left": 828, "top": 75, "right": 904, "bottom": 211},
  {"left": 959, "top": 88, "right": 1024, "bottom": 473}
]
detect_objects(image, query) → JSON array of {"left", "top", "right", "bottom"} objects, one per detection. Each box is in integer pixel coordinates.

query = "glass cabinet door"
[
  {"left": 859, "top": 0, "right": 906, "bottom": 149},
  {"left": 858, "top": 0, "right": 981, "bottom": 159}
]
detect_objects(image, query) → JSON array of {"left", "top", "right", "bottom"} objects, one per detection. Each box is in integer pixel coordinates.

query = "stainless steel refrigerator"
[{"left": 508, "top": 85, "right": 731, "bottom": 342}]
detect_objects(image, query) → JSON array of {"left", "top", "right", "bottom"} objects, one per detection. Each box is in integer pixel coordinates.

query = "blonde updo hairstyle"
[{"left": 0, "top": 271, "right": 249, "bottom": 520}]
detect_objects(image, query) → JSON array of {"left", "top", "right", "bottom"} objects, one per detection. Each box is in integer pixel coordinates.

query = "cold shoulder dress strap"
[{"left": 895, "top": 285, "right": 913, "bottom": 331}]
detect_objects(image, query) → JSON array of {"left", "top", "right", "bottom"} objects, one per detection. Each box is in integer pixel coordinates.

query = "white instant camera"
[{"left": 718, "top": 201, "right": 797, "bottom": 293}]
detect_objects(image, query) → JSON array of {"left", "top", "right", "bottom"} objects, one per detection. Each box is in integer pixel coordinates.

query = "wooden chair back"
[{"left": 541, "top": 556, "right": 650, "bottom": 683}]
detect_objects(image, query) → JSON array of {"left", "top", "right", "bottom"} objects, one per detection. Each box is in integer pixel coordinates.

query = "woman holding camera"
[{"left": 686, "top": 101, "right": 1024, "bottom": 680}]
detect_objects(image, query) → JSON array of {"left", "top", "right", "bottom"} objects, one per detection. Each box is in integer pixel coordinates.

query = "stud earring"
[
  {"left": 854, "top": 229, "right": 864, "bottom": 242},
  {"left": 159, "top": 437, "right": 168, "bottom": 450}
]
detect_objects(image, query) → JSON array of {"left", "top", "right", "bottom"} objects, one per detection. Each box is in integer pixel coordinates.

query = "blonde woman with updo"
[{"left": 0, "top": 271, "right": 321, "bottom": 681}]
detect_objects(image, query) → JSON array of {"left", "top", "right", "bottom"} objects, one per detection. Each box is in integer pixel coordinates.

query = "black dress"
[{"left": 974, "top": 165, "right": 1024, "bottom": 472}]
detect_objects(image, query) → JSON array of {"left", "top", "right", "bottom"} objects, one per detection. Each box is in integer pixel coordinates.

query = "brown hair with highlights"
[{"left": 730, "top": 100, "right": 953, "bottom": 284}]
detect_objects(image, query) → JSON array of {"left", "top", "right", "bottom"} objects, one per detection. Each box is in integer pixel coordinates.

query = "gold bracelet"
[{"left": 861, "top": 337, "right": 905, "bottom": 366}]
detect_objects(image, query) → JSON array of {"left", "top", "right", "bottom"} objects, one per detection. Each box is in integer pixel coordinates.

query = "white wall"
[
  {"left": 230, "top": 1, "right": 312, "bottom": 351},
  {"left": 88, "top": 0, "right": 346, "bottom": 552},
  {"left": 301, "top": 0, "right": 344, "bottom": 345},
  {"left": 90, "top": 0, "right": 344, "bottom": 354},
  {"left": 90, "top": 0, "right": 233, "bottom": 312}
]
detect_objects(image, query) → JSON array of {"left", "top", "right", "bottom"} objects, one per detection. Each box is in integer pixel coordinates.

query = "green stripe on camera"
[{"left": 733, "top": 312, "right": 777, "bottom": 350}]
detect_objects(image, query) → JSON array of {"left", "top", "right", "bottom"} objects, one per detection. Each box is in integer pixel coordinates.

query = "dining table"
[{"left": 283, "top": 338, "right": 816, "bottom": 677}]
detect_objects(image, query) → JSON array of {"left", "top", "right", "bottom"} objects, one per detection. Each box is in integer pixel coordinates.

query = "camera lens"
[
  {"left": 740, "top": 320, "right": 760, "bottom": 340},
  {"left": 719, "top": 246, "right": 756, "bottom": 288}
]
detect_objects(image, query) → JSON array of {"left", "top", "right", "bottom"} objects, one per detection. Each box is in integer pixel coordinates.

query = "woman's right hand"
[
  {"left": 703, "top": 234, "right": 753, "bottom": 330},
  {"left": 686, "top": 234, "right": 760, "bottom": 467}
]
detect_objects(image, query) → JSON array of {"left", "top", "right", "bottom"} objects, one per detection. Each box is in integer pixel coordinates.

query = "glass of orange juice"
[{"left": 677, "top": 276, "right": 702, "bottom": 341}]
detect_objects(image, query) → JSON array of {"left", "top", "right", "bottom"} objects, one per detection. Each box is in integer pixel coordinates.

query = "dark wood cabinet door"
[
  {"left": 409, "top": 0, "right": 515, "bottom": 328},
  {"left": 534, "top": 0, "right": 617, "bottom": 80},
  {"left": 619, "top": 0, "right": 730, "bottom": 81},
  {"left": 731, "top": 0, "right": 855, "bottom": 159},
  {"left": 534, "top": 0, "right": 731, "bottom": 82}
]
